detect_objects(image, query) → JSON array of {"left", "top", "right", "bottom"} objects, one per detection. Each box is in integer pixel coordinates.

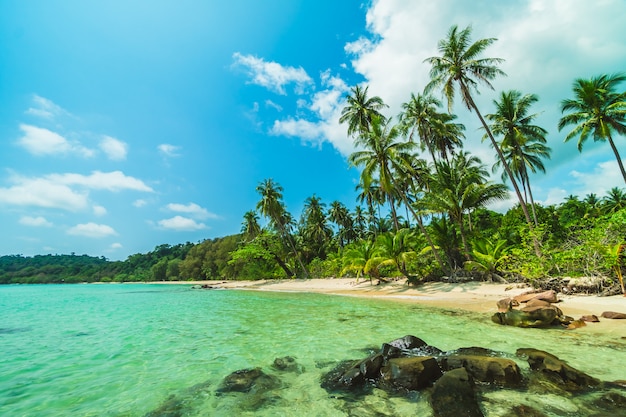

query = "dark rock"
[
  {"left": 502, "top": 404, "right": 548, "bottom": 417},
  {"left": 516, "top": 348, "right": 601, "bottom": 391},
  {"left": 216, "top": 367, "right": 280, "bottom": 394},
  {"left": 272, "top": 356, "right": 303, "bottom": 373},
  {"left": 440, "top": 355, "right": 522, "bottom": 386},
  {"left": 449, "top": 347, "right": 502, "bottom": 357},
  {"left": 386, "top": 335, "right": 428, "bottom": 350},
  {"left": 381, "top": 343, "right": 403, "bottom": 360},
  {"left": 358, "top": 353, "right": 384, "bottom": 379},
  {"left": 380, "top": 356, "right": 442, "bottom": 391},
  {"left": 593, "top": 391, "right": 626, "bottom": 411},
  {"left": 492, "top": 307, "right": 561, "bottom": 328},
  {"left": 430, "top": 367, "right": 484, "bottom": 417},
  {"left": 320, "top": 360, "right": 368, "bottom": 393},
  {"left": 601, "top": 311, "right": 626, "bottom": 319}
]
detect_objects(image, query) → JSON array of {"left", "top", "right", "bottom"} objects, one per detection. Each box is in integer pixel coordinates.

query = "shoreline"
[{"left": 149, "top": 278, "right": 626, "bottom": 316}]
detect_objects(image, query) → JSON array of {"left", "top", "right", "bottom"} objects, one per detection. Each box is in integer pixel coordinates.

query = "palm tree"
[
  {"left": 398, "top": 92, "right": 465, "bottom": 164},
  {"left": 300, "top": 195, "right": 333, "bottom": 261},
  {"left": 256, "top": 178, "right": 309, "bottom": 278},
  {"left": 425, "top": 25, "right": 541, "bottom": 256},
  {"left": 328, "top": 201, "right": 353, "bottom": 248},
  {"left": 375, "top": 229, "right": 418, "bottom": 280},
  {"left": 241, "top": 210, "right": 261, "bottom": 242},
  {"left": 339, "top": 85, "right": 388, "bottom": 139},
  {"left": 348, "top": 115, "right": 416, "bottom": 231},
  {"left": 341, "top": 239, "right": 382, "bottom": 284},
  {"left": 602, "top": 187, "right": 626, "bottom": 214},
  {"left": 559, "top": 73, "right": 626, "bottom": 184},
  {"left": 425, "top": 152, "right": 508, "bottom": 260},
  {"left": 486, "top": 90, "right": 551, "bottom": 225}
]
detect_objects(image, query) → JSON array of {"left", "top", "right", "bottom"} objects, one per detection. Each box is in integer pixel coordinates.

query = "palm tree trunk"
[
  {"left": 465, "top": 92, "right": 542, "bottom": 257},
  {"left": 607, "top": 134, "right": 626, "bottom": 185},
  {"left": 278, "top": 221, "right": 310, "bottom": 279},
  {"left": 456, "top": 214, "right": 472, "bottom": 260}
]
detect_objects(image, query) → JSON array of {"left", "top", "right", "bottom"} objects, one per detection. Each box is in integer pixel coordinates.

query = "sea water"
[{"left": 1, "top": 284, "right": 625, "bottom": 416}]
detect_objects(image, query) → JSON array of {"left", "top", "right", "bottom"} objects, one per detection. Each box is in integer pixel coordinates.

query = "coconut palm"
[
  {"left": 349, "top": 115, "right": 416, "bottom": 231},
  {"left": 486, "top": 90, "right": 551, "bottom": 225},
  {"left": 256, "top": 179, "right": 309, "bottom": 278},
  {"left": 375, "top": 229, "right": 418, "bottom": 280},
  {"left": 602, "top": 187, "right": 626, "bottom": 214},
  {"left": 425, "top": 25, "right": 540, "bottom": 256},
  {"left": 339, "top": 85, "right": 388, "bottom": 139},
  {"left": 341, "top": 239, "right": 383, "bottom": 284},
  {"left": 300, "top": 195, "right": 333, "bottom": 261},
  {"left": 328, "top": 201, "right": 353, "bottom": 248},
  {"left": 425, "top": 152, "right": 508, "bottom": 260},
  {"left": 559, "top": 73, "right": 626, "bottom": 184},
  {"left": 605, "top": 243, "right": 625, "bottom": 295},
  {"left": 398, "top": 92, "right": 465, "bottom": 164},
  {"left": 241, "top": 210, "right": 261, "bottom": 241}
]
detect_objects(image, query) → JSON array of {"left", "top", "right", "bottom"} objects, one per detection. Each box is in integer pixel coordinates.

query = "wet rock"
[
  {"left": 216, "top": 367, "right": 280, "bottom": 394},
  {"left": 592, "top": 391, "right": 626, "bottom": 411},
  {"left": 502, "top": 404, "right": 548, "bottom": 417},
  {"left": 430, "top": 367, "right": 484, "bottom": 417},
  {"left": 320, "top": 360, "right": 368, "bottom": 393},
  {"left": 601, "top": 311, "right": 626, "bottom": 319},
  {"left": 358, "top": 353, "right": 384, "bottom": 379},
  {"left": 144, "top": 395, "right": 184, "bottom": 417},
  {"left": 440, "top": 355, "right": 522, "bottom": 386},
  {"left": 272, "top": 356, "right": 304, "bottom": 373},
  {"left": 566, "top": 319, "right": 587, "bottom": 329},
  {"left": 516, "top": 348, "right": 601, "bottom": 391},
  {"left": 380, "top": 356, "right": 442, "bottom": 391},
  {"left": 386, "top": 334, "right": 428, "bottom": 350},
  {"left": 492, "top": 307, "right": 562, "bottom": 328},
  {"left": 497, "top": 297, "right": 519, "bottom": 312}
]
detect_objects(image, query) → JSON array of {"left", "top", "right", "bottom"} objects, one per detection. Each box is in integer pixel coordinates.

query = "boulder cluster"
[
  {"left": 492, "top": 289, "right": 626, "bottom": 329},
  {"left": 320, "top": 335, "right": 626, "bottom": 417}
]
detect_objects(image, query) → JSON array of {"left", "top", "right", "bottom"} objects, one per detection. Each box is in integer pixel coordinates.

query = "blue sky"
[{"left": 1, "top": 0, "right": 625, "bottom": 260}]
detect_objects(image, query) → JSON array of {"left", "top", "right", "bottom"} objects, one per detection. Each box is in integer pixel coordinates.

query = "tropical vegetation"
[{"left": 2, "top": 25, "right": 625, "bottom": 295}]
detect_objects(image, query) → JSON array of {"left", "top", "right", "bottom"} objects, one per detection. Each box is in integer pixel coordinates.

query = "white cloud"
[
  {"left": 93, "top": 205, "right": 107, "bottom": 216},
  {"left": 47, "top": 171, "right": 154, "bottom": 192},
  {"left": 99, "top": 136, "right": 128, "bottom": 160},
  {"left": 110, "top": 242, "right": 123, "bottom": 249},
  {"left": 232, "top": 52, "right": 313, "bottom": 95},
  {"left": 19, "top": 216, "right": 53, "bottom": 227},
  {"left": 133, "top": 199, "right": 147, "bottom": 208},
  {"left": 569, "top": 159, "right": 624, "bottom": 197},
  {"left": 0, "top": 175, "right": 89, "bottom": 210},
  {"left": 157, "top": 216, "right": 207, "bottom": 231},
  {"left": 67, "top": 222, "right": 117, "bottom": 238},
  {"left": 17, "top": 124, "right": 94, "bottom": 158},
  {"left": 0, "top": 171, "right": 152, "bottom": 211},
  {"left": 166, "top": 202, "right": 218, "bottom": 220},
  {"left": 158, "top": 144, "right": 181, "bottom": 157},
  {"left": 25, "top": 95, "right": 71, "bottom": 120}
]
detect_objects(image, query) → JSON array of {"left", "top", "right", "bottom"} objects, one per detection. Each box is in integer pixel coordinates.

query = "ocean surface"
[{"left": 1, "top": 283, "right": 625, "bottom": 416}]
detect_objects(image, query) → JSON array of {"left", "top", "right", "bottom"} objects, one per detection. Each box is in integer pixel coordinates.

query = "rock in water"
[
  {"left": 440, "top": 355, "right": 522, "bottom": 386},
  {"left": 216, "top": 367, "right": 280, "bottom": 394},
  {"left": 430, "top": 367, "right": 484, "bottom": 417},
  {"left": 516, "top": 348, "right": 601, "bottom": 391},
  {"left": 380, "top": 356, "right": 442, "bottom": 391}
]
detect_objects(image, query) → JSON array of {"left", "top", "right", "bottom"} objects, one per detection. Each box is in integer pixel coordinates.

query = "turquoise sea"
[{"left": 1, "top": 283, "right": 625, "bottom": 416}]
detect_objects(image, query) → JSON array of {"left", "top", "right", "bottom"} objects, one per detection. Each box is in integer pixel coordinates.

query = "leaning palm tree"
[
  {"left": 241, "top": 210, "right": 262, "bottom": 242},
  {"left": 339, "top": 85, "right": 388, "bottom": 139},
  {"left": 559, "top": 73, "right": 626, "bottom": 184},
  {"left": 486, "top": 90, "right": 551, "bottom": 226},
  {"left": 425, "top": 25, "right": 541, "bottom": 256},
  {"left": 256, "top": 179, "right": 309, "bottom": 278}
]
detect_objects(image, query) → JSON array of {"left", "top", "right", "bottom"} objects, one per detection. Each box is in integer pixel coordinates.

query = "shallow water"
[{"left": 0, "top": 284, "right": 624, "bottom": 416}]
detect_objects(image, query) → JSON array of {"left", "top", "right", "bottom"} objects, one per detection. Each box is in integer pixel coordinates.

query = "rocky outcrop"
[
  {"left": 601, "top": 311, "right": 626, "bottom": 319},
  {"left": 380, "top": 356, "right": 442, "bottom": 391},
  {"left": 440, "top": 354, "right": 522, "bottom": 386},
  {"left": 516, "top": 348, "right": 601, "bottom": 391},
  {"left": 493, "top": 290, "right": 577, "bottom": 328}
]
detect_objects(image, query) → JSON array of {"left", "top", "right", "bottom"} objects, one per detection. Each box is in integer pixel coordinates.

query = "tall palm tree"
[
  {"left": 328, "top": 201, "right": 353, "bottom": 248},
  {"left": 425, "top": 25, "right": 541, "bottom": 256},
  {"left": 256, "top": 178, "right": 309, "bottom": 278},
  {"left": 376, "top": 229, "right": 418, "bottom": 280},
  {"left": 339, "top": 85, "right": 388, "bottom": 139},
  {"left": 300, "top": 195, "right": 333, "bottom": 261},
  {"left": 486, "top": 90, "right": 551, "bottom": 225},
  {"left": 349, "top": 115, "right": 416, "bottom": 231},
  {"left": 559, "top": 73, "right": 626, "bottom": 184}
]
